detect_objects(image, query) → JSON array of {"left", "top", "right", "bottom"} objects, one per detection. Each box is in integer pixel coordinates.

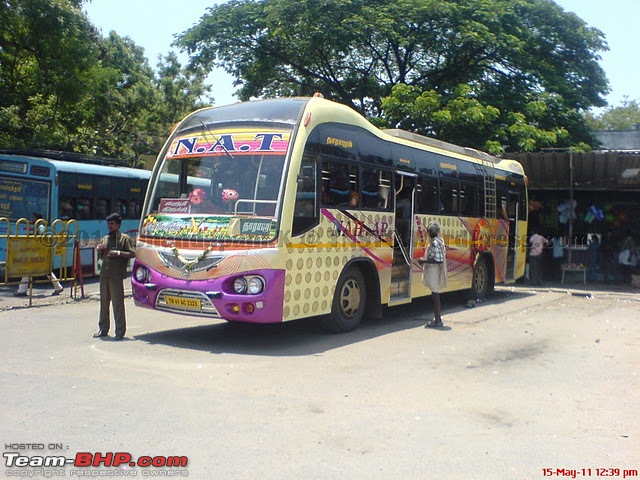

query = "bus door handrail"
[{"left": 393, "top": 229, "right": 413, "bottom": 267}]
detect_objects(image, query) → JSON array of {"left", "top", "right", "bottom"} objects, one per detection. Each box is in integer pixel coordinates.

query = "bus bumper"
[{"left": 130, "top": 265, "right": 285, "bottom": 324}]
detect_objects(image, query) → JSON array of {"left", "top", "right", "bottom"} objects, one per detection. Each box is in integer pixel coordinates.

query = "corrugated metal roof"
[{"left": 502, "top": 151, "right": 640, "bottom": 190}]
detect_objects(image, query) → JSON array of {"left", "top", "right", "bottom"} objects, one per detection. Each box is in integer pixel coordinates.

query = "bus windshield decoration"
[
  {"left": 131, "top": 97, "right": 528, "bottom": 333},
  {"left": 167, "top": 131, "right": 290, "bottom": 159}
]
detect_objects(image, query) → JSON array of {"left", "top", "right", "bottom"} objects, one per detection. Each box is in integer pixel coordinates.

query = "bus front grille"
[{"left": 155, "top": 289, "right": 219, "bottom": 317}]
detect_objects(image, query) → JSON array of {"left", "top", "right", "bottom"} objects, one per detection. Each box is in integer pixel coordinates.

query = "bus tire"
[
  {"left": 322, "top": 267, "right": 366, "bottom": 333},
  {"left": 470, "top": 256, "right": 490, "bottom": 301}
]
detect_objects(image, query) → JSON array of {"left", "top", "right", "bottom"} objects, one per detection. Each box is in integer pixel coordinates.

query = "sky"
[{"left": 83, "top": 0, "right": 640, "bottom": 110}]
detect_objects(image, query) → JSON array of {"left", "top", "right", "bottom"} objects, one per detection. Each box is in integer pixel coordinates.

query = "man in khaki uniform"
[{"left": 93, "top": 213, "right": 136, "bottom": 340}]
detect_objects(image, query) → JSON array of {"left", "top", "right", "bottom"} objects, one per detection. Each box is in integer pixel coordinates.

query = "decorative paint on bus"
[
  {"left": 133, "top": 213, "right": 510, "bottom": 322},
  {"left": 279, "top": 213, "right": 508, "bottom": 319},
  {"left": 320, "top": 208, "right": 392, "bottom": 267},
  {"left": 140, "top": 214, "right": 276, "bottom": 241},
  {"left": 167, "top": 130, "right": 290, "bottom": 158}
]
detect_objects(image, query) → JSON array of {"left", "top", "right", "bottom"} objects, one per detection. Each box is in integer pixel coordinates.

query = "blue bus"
[{"left": 0, "top": 151, "right": 151, "bottom": 276}]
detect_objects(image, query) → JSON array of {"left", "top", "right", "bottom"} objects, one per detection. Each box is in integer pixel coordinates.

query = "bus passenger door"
[
  {"left": 505, "top": 191, "right": 520, "bottom": 281},
  {"left": 390, "top": 172, "right": 417, "bottom": 303}
]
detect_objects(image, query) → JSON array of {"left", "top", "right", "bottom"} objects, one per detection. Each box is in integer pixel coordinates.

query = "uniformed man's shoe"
[
  {"left": 93, "top": 330, "right": 108, "bottom": 338},
  {"left": 425, "top": 319, "right": 444, "bottom": 328}
]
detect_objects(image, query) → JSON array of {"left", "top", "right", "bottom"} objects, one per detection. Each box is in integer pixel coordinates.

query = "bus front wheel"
[{"left": 322, "top": 267, "right": 366, "bottom": 333}]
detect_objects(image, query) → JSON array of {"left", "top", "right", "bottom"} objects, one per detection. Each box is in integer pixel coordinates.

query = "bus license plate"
[{"left": 165, "top": 296, "right": 201, "bottom": 310}]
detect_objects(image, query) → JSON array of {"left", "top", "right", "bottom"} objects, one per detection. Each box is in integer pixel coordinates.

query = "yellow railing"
[{"left": 0, "top": 217, "right": 79, "bottom": 285}]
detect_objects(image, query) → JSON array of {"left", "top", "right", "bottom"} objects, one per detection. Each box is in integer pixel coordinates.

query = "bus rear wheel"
[
  {"left": 322, "top": 267, "right": 366, "bottom": 333},
  {"left": 470, "top": 256, "right": 490, "bottom": 301}
]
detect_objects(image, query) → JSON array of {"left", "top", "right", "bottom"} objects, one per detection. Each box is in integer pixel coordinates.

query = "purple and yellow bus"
[{"left": 131, "top": 96, "right": 527, "bottom": 332}]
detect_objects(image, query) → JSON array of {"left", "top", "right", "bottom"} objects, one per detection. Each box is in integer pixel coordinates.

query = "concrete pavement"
[
  {"left": 2, "top": 275, "right": 638, "bottom": 479},
  {"left": 0, "top": 275, "right": 133, "bottom": 311}
]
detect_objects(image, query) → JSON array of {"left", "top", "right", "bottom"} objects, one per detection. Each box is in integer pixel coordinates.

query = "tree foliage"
[
  {"left": 177, "top": 0, "right": 609, "bottom": 153},
  {"left": 0, "top": 0, "right": 210, "bottom": 164},
  {"left": 0, "top": 0, "right": 98, "bottom": 148},
  {"left": 584, "top": 98, "right": 640, "bottom": 131}
]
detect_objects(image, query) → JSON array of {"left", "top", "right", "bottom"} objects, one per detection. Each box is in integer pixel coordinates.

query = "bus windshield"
[
  {"left": 150, "top": 151, "right": 286, "bottom": 217},
  {"left": 143, "top": 125, "right": 291, "bottom": 242},
  {"left": 0, "top": 176, "right": 51, "bottom": 221}
]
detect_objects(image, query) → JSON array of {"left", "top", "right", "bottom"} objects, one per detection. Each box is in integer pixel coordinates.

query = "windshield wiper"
[{"left": 199, "top": 120, "right": 235, "bottom": 161}]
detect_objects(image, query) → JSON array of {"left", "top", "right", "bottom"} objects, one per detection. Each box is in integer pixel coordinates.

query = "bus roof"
[
  {"left": 150, "top": 95, "right": 526, "bottom": 178},
  {"left": 383, "top": 129, "right": 496, "bottom": 163},
  {"left": 295, "top": 97, "right": 526, "bottom": 177},
  {"left": 0, "top": 149, "right": 128, "bottom": 167},
  {"left": 382, "top": 129, "right": 525, "bottom": 177},
  {"left": 0, "top": 152, "right": 151, "bottom": 179}
]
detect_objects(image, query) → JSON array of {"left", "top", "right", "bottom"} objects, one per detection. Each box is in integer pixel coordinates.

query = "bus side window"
[
  {"left": 417, "top": 176, "right": 437, "bottom": 214},
  {"left": 127, "top": 200, "right": 137, "bottom": 218},
  {"left": 459, "top": 183, "right": 479, "bottom": 217},
  {"left": 438, "top": 180, "right": 457, "bottom": 215},
  {"left": 76, "top": 174, "right": 94, "bottom": 219},
  {"left": 95, "top": 175, "right": 111, "bottom": 220},
  {"left": 96, "top": 199, "right": 109, "bottom": 219},
  {"left": 321, "top": 161, "right": 342, "bottom": 206},
  {"left": 127, "top": 179, "right": 145, "bottom": 219},
  {"left": 58, "top": 172, "right": 76, "bottom": 220},
  {"left": 361, "top": 168, "right": 380, "bottom": 208},
  {"left": 336, "top": 164, "right": 358, "bottom": 206},
  {"left": 77, "top": 199, "right": 91, "bottom": 219},
  {"left": 378, "top": 171, "right": 392, "bottom": 210},
  {"left": 347, "top": 165, "right": 358, "bottom": 207},
  {"left": 329, "top": 165, "right": 350, "bottom": 206},
  {"left": 113, "top": 199, "right": 127, "bottom": 218},
  {"left": 292, "top": 152, "right": 318, "bottom": 235},
  {"left": 414, "top": 181, "right": 424, "bottom": 213},
  {"left": 59, "top": 198, "right": 74, "bottom": 219}
]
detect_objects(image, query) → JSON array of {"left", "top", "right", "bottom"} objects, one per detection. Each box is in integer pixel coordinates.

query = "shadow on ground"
[{"left": 133, "top": 289, "right": 535, "bottom": 357}]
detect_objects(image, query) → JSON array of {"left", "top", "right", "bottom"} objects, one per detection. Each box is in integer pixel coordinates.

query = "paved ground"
[
  {"left": 0, "top": 275, "right": 113, "bottom": 310},
  {"left": 1, "top": 274, "right": 638, "bottom": 479}
]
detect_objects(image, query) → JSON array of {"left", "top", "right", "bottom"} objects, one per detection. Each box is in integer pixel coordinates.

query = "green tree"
[
  {"left": 0, "top": 0, "right": 98, "bottom": 148},
  {"left": 0, "top": 0, "right": 211, "bottom": 163},
  {"left": 176, "top": 0, "right": 608, "bottom": 152},
  {"left": 152, "top": 53, "right": 211, "bottom": 135},
  {"left": 585, "top": 98, "right": 640, "bottom": 131},
  {"left": 68, "top": 32, "right": 159, "bottom": 161},
  {"left": 73, "top": 36, "right": 211, "bottom": 165}
]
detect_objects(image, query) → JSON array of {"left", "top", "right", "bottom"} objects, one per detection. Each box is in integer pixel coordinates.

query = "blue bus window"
[
  {"left": 59, "top": 199, "right": 74, "bottom": 219},
  {"left": 30, "top": 165, "right": 50, "bottom": 177}
]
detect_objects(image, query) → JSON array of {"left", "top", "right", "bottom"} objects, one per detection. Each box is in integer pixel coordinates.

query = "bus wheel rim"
[{"left": 340, "top": 279, "right": 361, "bottom": 318}]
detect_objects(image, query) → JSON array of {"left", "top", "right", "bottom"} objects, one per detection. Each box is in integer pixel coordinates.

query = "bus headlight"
[
  {"left": 135, "top": 266, "right": 150, "bottom": 282},
  {"left": 232, "top": 276, "right": 265, "bottom": 295},
  {"left": 233, "top": 277, "right": 248, "bottom": 294},
  {"left": 247, "top": 276, "right": 265, "bottom": 295}
]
